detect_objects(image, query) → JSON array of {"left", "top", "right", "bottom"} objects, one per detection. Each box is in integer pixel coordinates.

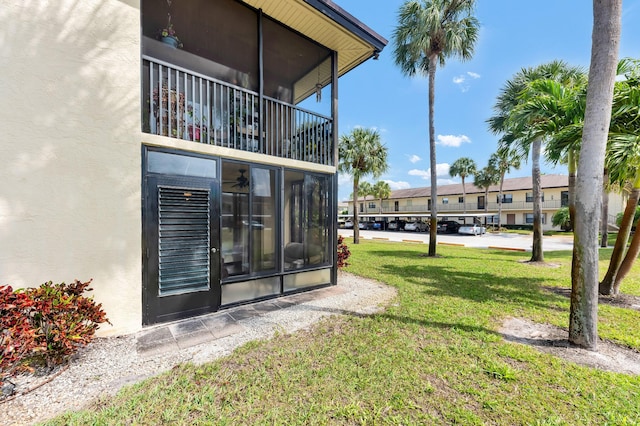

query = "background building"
[{"left": 346, "top": 175, "right": 625, "bottom": 231}]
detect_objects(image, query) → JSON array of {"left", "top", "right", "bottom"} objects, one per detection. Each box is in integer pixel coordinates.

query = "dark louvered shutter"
[{"left": 158, "top": 186, "right": 210, "bottom": 296}]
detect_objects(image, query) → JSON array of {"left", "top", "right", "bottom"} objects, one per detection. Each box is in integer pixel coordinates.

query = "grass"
[{"left": 45, "top": 242, "right": 640, "bottom": 425}]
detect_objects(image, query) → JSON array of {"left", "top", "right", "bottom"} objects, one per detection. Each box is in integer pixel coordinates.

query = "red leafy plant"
[
  {"left": 337, "top": 235, "right": 351, "bottom": 268},
  {"left": 1, "top": 280, "right": 110, "bottom": 387}
]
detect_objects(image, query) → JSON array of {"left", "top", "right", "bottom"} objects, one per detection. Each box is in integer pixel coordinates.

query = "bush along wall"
[{"left": 0, "top": 279, "right": 110, "bottom": 393}]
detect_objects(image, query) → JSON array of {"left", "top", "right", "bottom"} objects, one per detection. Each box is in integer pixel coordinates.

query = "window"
[
  {"left": 526, "top": 192, "right": 544, "bottom": 202},
  {"left": 525, "top": 213, "right": 547, "bottom": 224},
  {"left": 486, "top": 215, "right": 499, "bottom": 224},
  {"left": 368, "top": 202, "right": 376, "bottom": 209},
  {"left": 394, "top": 201, "right": 399, "bottom": 212},
  {"left": 442, "top": 198, "right": 449, "bottom": 204},
  {"left": 561, "top": 191, "right": 569, "bottom": 207},
  {"left": 458, "top": 196, "right": 464, "bottom": 203},
  {"left": 497, "top": 194, "right": 513, "bottom": 203},
  {"left": 284, "top": 171, "right": 331, "bottom": 271},
  {"left": 221, "top": 161, "right": 278, "bottom": 278}
]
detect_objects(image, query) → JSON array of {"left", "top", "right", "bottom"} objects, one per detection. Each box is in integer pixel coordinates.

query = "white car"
[
  {"left": 404, "top": 220, "right": 428, "bottom": 232},
  {"left": 458, "top": 224, "right": 486, "bottom": 235}
]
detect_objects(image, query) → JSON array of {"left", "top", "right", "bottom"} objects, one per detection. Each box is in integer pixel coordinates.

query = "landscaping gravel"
[{"left": 0, "top": 272, "right": 397, "bottom": 426}]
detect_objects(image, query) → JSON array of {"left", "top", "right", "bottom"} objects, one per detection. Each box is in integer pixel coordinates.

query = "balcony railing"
[
  {"left": 376, "top": 199, "right": 564, "bottom": 215},
  {"left": 143, "top": 56, "right": 333, "bottom": 166}
]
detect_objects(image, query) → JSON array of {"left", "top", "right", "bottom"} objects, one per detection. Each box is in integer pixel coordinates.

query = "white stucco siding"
[{"left": 0, "top": 0, "right": 142, "bottom": 336}]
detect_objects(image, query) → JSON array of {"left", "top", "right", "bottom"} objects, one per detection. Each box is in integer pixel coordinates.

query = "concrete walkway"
[{"left": 135, "top": 285, "right": 347, "bottom": 357}]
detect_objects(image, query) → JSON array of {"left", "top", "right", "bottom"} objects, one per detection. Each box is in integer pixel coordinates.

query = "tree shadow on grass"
[{"left": 377, "top": 261, "right": 564, "bottom": 313}]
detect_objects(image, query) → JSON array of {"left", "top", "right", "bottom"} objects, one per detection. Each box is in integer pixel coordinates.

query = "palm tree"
[
  {"left": 601, "top": 135, "right": 640, "bottom": 293},
  {"left": 393, "top": 0, "right": 479, "bottom": 256},
  {"left": 598, "top": 59, "right": 640, "bottom": 294},
  {"left": 449, "top": 157, "right": 477, "bottom": 213},
  {"left": 350, "top": 181, "right": 373, "bottom": 221},
  {"left": 515, "top": 58, "right": 639, "bottom": 293},
  {"left": 569, "top": 0, "right": 621, "bottom": 350},
  {"left": 488, "top": 60, "right": 584, "bottom": 262},
  {"left": 372, "top": 181, "right": 392, "bottom": 214},
  {"left": 473, "top": 166, "right": 499, "bottom": 218},
  {"left": 338, "top": 128, "right": 389, "bottom": 244},
  {"left": 551, "top": 207, "right": 572, "bottom": 231},
  {"left": 488, "top": 149, "right": 520, "bottom": 229}
]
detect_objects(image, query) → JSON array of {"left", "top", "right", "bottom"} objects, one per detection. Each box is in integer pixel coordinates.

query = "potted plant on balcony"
[
  {"left": 187, "top": 103, "right": 208, "bottom": 142},
  {"left": 159, "top": 22, "right": 183, "bottom": 49},
  {"left": 152, "top": 83, "right": 185, "bottom": 137},
  {"left": 158, "top": 1, "right": 183, "bottom": 49}
]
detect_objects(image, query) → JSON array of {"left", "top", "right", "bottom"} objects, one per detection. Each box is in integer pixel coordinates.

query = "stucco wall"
[{"left": 0, "top": 0, "right": 142, "bottom": 336}]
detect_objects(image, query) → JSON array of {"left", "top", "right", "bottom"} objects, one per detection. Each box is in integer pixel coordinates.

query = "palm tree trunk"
[
  {"left": 600, "top": 169, "right": 609, "bottom": 248},
  {"left": 498, "top": 172, "right": 505, "bottom": 229},
  {"left": 614, "top": 222, "right": 640, "bottom": 290},
  {"left": 485, "top": 188, "right": 489, "bottom": 213},
  {"left": 568, "top": 149, "right": 577, "bottom": 230},
  {"left": 353, "top": 177, "right": 360, "bottom": 244},
  {"left": 461, "top": 177, "right": 467, "bottom": 214},
  {"left": 569, "top": 0, "right": 621, "bottom": 350},
  {"left": 599, "top": 186, "right": 639, "bottom": 294},
  {"left": 428, "top": 55, "right": 438, "bottom": 256},
  {"left": 530, "top": 138, "right": 544, "bottom": 262}
]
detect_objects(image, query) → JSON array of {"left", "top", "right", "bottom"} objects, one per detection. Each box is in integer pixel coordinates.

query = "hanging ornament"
[{"left": 315, "top": 83, "right": 322, "bottom": 102}]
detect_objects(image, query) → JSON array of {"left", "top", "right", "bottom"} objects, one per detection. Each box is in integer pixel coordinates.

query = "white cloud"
[
  {"left": 437, "top": 134, "right": 471, "bottom": 147},
  {"left": 409, "top": 163, "right": 451, "bottom": 180},
  {"left": 408, "top": 169, "right": 430, "bottom": 179},
  {"left": 430, "top": 163, "right": 451, "bottom": 177},
  {"left": 436, "top": 178, "right": 458, "bottom": 186},
  {"left": 384, "top": 180, "right": 411, "bottom": 190},
  {"left": 338, "top": 173, "right": 352, "bottom": 186},
  {"left": 453, "top": 72, "right": 480, "bottom": 92},
  {"left": 407, "top": 154, "right": 421, "bottom": 164}
]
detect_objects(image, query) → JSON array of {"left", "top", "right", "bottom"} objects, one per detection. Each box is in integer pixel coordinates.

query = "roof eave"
[{"left": 304, "top": 0, "right": 388, "bottom": 53}]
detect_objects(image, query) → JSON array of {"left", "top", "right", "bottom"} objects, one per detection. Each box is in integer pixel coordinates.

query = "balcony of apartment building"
[
  {"left": 379, "top": 197, "right": 567, "bottom": 214},
  {"left": 140, "top": 0, "right": 335, "bottom": 166}
]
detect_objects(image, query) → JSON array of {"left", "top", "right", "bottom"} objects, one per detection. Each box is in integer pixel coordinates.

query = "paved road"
[{"left": 338, "top": 229, "right": 575, "bottom": 252}]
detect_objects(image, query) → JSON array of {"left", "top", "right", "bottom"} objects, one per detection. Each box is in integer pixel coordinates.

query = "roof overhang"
[{"left": 241, "top": 0, "right": 387, "bottom": 80}]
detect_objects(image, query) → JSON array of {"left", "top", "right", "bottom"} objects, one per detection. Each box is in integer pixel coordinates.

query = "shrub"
[
  {"left": 0, "top": 279, "right": 110, "bottom": 385},
  {"left": 0, "top": 286, "right": 38, "bottom": 378},
  {"left": 337, "top": 235, "right": 351, "bottom": 268},
  {"left": 552, "top": 206, "right": 572, "bottom": 231}
]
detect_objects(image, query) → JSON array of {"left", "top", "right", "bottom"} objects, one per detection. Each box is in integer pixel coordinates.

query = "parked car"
[
  {"left": 371, "top": 221, "right": 383, "bottom": 230},
  {"left": 358, "top": 221, "right": 374, "bottom": 230},
  {"left": 344, "top": 220, "right": 354, "bottom": 229},
  {"left": 437, "top": 220, "right": 461, "bottom": 234},
  {"left": 458, "top": 224, "right": 486, "bottom": 235},
  {"left": 404, "top": 220, "right": 429, "bottom": 232},
  {"left": 388, "top": 220, "right": 406, "bottom": 231}
]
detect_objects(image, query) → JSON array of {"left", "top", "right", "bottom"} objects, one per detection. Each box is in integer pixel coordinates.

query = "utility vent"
[{"left": 158, "top": 186, "right": 210, "bottom": 296}]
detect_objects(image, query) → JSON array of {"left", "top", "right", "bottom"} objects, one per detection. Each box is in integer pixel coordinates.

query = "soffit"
[{"left": 241, "top": 0, "right": 385, "bottom": 79}]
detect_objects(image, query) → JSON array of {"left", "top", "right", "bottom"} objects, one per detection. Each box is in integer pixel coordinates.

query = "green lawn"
[{"left": 46, "top": 242, "right": 640, "bottom": 425}]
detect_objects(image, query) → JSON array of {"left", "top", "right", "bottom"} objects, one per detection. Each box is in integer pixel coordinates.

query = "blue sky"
[{"left": 325, "top": 0, "right": 640, "bottom": 202}]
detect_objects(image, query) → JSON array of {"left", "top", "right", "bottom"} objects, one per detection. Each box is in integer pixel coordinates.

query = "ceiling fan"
[{"left": 231, "top": 169, "right": 249, "bottom": 189}]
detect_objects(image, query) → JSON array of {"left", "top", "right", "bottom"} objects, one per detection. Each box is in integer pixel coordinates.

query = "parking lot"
[{"left": 338, "top": 228, "right": 575, "bottom": 252}]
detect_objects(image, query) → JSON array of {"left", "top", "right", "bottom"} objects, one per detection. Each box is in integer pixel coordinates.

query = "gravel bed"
[{"left": 0, "top": 272, "right": 396, "bottom": 426}]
